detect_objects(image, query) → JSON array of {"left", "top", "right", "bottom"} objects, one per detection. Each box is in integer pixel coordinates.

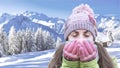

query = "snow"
[
  {"left": 0, "top": 41, "right": 120, "bottom": 68},
  {"left": 98, "top": 17, "right": 120, "bottom": 32},
  {"left": 32, "top": 19, "right": 54, "bottom": 28},
  {"left": 0, "top": 50, "right": 54, "bottom": 68},
  {"left": 96, "top": 32, "right": 110, "bottom": 42},
  {"left": 57, "top": 20, "right": 64, "bottom": 24},
  {"left": 0, "top": 20, "right": 9, "bottom": 28},
  {"left": 106, "top": 41, "right": 120, "bottom": 67}
]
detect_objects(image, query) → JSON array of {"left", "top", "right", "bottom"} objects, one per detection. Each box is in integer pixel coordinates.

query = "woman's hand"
[
  {"left": 63, "top": 39, "right": 98, "bottom": 62},
  {"left": 63, "top": 40, "right": 79, "bottom": 61},
  {"left": 78, "top": 40, "right": 97, "bottom": 62}
]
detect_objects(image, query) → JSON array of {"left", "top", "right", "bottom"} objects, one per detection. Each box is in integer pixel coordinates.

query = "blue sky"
[{"left": 0, "top": 0, "right": 119, "bottom": 18}]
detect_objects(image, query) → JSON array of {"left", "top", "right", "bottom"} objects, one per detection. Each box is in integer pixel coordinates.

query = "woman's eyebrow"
[{"left": 84, "top": 30, "right": 89, "bottom": 33}]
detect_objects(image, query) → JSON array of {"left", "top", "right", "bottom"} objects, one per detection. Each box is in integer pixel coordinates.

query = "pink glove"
[
  {"left": 63, "top": 40, "right": 79, "bottom": 61},
  {"left": 78, "top": 40, "right": 98, "bottom": 62},
  {"left": 63, "top": 40, "right": 98, "bottom": 62}
]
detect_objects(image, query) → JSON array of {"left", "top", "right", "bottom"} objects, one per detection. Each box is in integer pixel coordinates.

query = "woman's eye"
[
  {"left": 84, "top": 32, "right": 90, "bottom": 37},
  {"left": 71, "top": 32, "right": 79, "bottom": 37}
]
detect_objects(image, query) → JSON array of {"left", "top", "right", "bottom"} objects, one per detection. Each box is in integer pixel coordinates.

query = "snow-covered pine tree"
[
  {"left": 16, "top": 29, "right": 26, "bottom": 53},
  {"left": 35, "top": 28, "right": 43, "bottom": 51},
  {"left": 24, "top": 28, "right": 35, "bottom": 52},
  {"left": 43, "top": 31, "right": 55, "bottom": 50},
  {"left": 0, "top": 27, "right": 8, "bottom": 56},
  {"left": 8, "top": 26, "right": 19, "bottom": 55}
]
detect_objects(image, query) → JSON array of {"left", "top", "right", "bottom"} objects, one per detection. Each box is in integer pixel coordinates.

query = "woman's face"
[{"left": 68, "top": 30, "right": 94, "bottom": 41}]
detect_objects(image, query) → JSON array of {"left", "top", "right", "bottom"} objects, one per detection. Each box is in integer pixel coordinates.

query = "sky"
[{"left": 0, "top": 0, "right": 120, "bottom": 18}]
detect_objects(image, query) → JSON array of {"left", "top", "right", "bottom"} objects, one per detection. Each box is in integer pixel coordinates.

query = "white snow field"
[{"left": 0, "top": 41, "right": 120, "bottom": 68}]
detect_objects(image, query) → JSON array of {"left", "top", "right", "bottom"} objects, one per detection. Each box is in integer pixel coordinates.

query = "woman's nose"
[{"left": 77, "top": 35, "right": 85, "bottom": 39}]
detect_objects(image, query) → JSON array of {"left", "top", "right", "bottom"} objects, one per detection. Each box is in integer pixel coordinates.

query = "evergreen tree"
[
  {"left": 44, "top": 31, "right": 55, "bottom": 50},
  {"left": 24, "top": 28, "right": 35, "bottom": 52},
  {"left": 35, "top": 28, "right": 43, "bottom": 51},
  {"left": 16, "top": 30, "right": 26, "bottom": 53},
  {"left": 0, "top": 27, "right": 8, "bottom": 56},
  {"left": 8, "top": 26, "right": 19, "bottom": 55}
]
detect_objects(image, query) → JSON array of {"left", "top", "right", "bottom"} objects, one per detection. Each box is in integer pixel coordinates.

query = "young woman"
[{"left": 48, "top": 4, "right": 117, "bottom": 68}]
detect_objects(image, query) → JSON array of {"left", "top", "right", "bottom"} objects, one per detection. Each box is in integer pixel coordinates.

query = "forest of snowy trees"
[{"left": 0, "top": 26, "right": 56, "bottom": 57}]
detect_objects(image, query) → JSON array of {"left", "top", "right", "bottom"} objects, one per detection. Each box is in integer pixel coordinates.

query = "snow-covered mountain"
[
  {"left": 0, "top": 13, "right": 15, "bottom": 28},
  {"left": 0, "top": 11, "right": 65, "bottom": 40},
  {"left": 22, "top": 11, "right": 65, "bottom": 34},
  {"left": 0, "top": 13, "right": 14, "bottom": 24},
  {"left": 97, "top": 17, "right": 120, "bottom": 32},
  {"left": 95, "top": 14, "right": 120, "bottom": 25}
]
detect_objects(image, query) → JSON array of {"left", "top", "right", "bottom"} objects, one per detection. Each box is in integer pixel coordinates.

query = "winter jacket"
[
  {"left": 61, "top": 57, "right": 99, "bottom": 68},
  {"left": 61, "top": 56, "right": 118, "bottom": 68}
]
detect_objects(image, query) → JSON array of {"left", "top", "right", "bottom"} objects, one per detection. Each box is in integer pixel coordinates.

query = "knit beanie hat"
[{"left": 64, "top": 4, "right": 97, "bottom": 40}]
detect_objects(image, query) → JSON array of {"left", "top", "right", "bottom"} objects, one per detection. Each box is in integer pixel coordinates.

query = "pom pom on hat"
[
  {"left": 72, "top": 4, "right": 94, "bottom": 17},
  {"left": 64, "top": 4, "right": 97, "bottom": 40}
]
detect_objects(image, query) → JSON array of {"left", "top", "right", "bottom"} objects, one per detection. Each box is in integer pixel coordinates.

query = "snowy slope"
[
  {"left": 0, "top": 41, "right": 120, "bottom": 68},
  {"left": 0, "top": 49, "right": 54, "bottom": 68}
]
